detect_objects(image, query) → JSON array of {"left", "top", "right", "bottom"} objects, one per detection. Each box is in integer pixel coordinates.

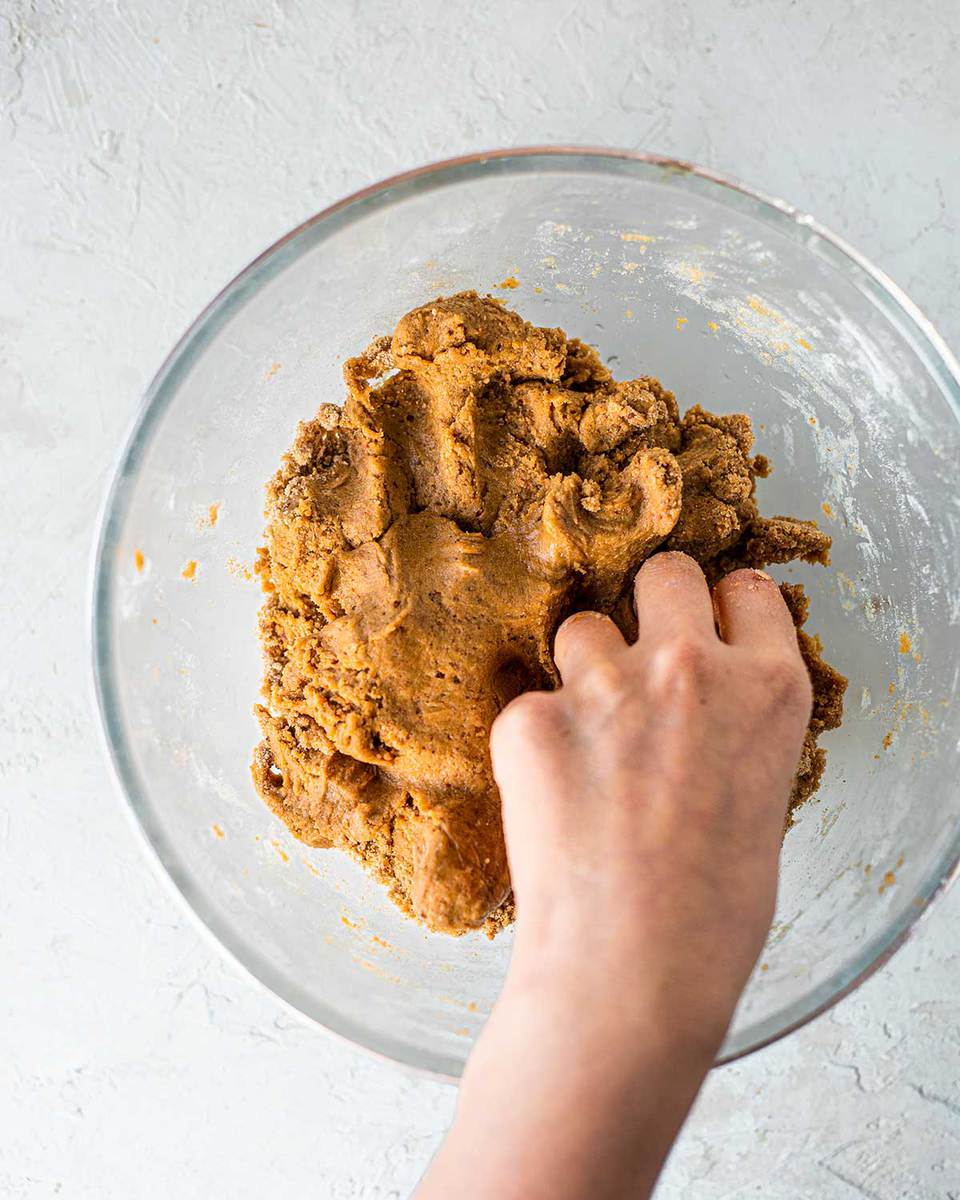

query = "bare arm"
[{"left": 417, "top": 552, "right": 812, "bottom": 1200}]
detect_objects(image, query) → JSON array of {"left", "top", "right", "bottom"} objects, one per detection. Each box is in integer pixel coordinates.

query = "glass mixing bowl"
[{"left": 92, "top": 148, "right": 960, "bottom": 1078}]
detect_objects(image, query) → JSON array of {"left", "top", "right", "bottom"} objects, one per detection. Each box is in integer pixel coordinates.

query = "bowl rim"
[{"left": 90, "top": 144, "right": 960, "bottom": 1080}]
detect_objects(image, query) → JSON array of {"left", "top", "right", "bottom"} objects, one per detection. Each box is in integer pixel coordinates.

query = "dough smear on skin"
[{"left": 252, "top": 292, "right": 846, "bottom": 936}]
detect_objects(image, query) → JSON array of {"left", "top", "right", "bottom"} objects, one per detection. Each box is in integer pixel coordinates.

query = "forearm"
[{"left": 417, "top": 974, "right": 718, "bottom": 1200}]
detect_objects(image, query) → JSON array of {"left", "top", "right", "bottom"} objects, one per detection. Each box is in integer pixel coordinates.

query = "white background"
[{"left": 3, "top": 1, "right": 959, "bottom": 1196}]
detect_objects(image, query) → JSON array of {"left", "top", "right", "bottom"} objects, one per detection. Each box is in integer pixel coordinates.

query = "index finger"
[{"left": 553, "top": 611, "right": 625, "bottom": 684}]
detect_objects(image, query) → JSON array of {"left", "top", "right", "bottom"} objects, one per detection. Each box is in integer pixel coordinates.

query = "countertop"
[{"left": 2, "top": 1, "right": 959, "bottom": 1195}]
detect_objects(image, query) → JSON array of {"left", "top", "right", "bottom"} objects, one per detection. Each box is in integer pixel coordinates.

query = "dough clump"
[{"left": 252, "top": 292, "right": 846, "bottom": 935}]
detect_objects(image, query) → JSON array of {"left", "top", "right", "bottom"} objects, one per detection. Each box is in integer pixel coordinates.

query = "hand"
[
  {"left": 417, "top": 552, "right": 813, "bottom": 1200},
  {"left": 496, "top": 550, "right": 812, "bottom": 1047}
]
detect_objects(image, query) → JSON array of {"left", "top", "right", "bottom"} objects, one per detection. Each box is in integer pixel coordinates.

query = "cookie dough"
[{"left": 252, "top": 292, "right": 846, "bottom": 936}]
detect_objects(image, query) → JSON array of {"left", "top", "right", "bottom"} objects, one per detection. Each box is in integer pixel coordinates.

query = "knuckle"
[
  {"left": 757, "top": 652, "right": 812, "bottom": 709},
  {"left": 650, "top": 634, "right": 714, "bottom": 690},
  {"left": 576, "top": 658, "right": 631, "bottom": 707}
]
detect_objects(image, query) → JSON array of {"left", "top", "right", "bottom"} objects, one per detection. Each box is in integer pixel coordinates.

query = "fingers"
[
  {"left": 712, "top": 569, "right": 799, "bottom": 654},
  {"left": 553, "top": 610, "right": 625, "bottom": 683},
  {"left": 633, "top": 551, "right": 716, "bottom": 647},
  {"left": 555, "top": 559, "right": 801, "bottom": 686}
]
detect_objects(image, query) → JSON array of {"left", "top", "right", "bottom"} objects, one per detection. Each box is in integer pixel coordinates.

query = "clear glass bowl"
[{"left": 92, "top": 148, "right": 960, "bottom": 1079}]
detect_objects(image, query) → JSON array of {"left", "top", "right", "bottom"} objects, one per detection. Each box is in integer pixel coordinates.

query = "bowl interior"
[{"left": 95, "top": 153, "right": 960, "bottom": 1077}]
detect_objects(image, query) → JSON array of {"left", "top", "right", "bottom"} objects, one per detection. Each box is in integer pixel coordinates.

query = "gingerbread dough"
[{"left": 252, "top": 292, "right": 846, "bottom": 936}]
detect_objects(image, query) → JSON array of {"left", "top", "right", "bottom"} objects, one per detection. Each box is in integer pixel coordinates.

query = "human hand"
[
  {"left": 494, "top": 550, "right": 812, "bottom": 1051},
  {"left": 417, "top": 551, "right": 813, "bottom": 1200}
]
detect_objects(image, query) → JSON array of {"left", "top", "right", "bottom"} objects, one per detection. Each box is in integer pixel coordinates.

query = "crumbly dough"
[{"left": 252, "top": 292, "right": 846, "bottom": 936}]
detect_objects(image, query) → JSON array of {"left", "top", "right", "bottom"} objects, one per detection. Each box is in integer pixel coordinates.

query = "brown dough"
[{"left": 252, "top": 292, "right": 846, "bottom": 936}]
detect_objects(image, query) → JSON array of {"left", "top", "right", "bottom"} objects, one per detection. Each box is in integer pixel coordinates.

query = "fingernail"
[
  {"left": 562, "top": 610, "right": 606, "bottom": 626},
  {"left": 752, "top": 569, "right": 774, "bottom": 582}
]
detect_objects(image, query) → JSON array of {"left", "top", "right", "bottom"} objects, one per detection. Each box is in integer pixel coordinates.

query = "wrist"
[
  {"left": 445, "top": 976, "right": 715, "bottom": 1200},
  {"left": 502, "top": 928, "right": 736, "bottom": 1072}
]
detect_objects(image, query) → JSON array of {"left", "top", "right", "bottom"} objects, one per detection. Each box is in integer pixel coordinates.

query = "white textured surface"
[{"left": 2, "top": 1, "right": 959, "bottom": 1196}]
